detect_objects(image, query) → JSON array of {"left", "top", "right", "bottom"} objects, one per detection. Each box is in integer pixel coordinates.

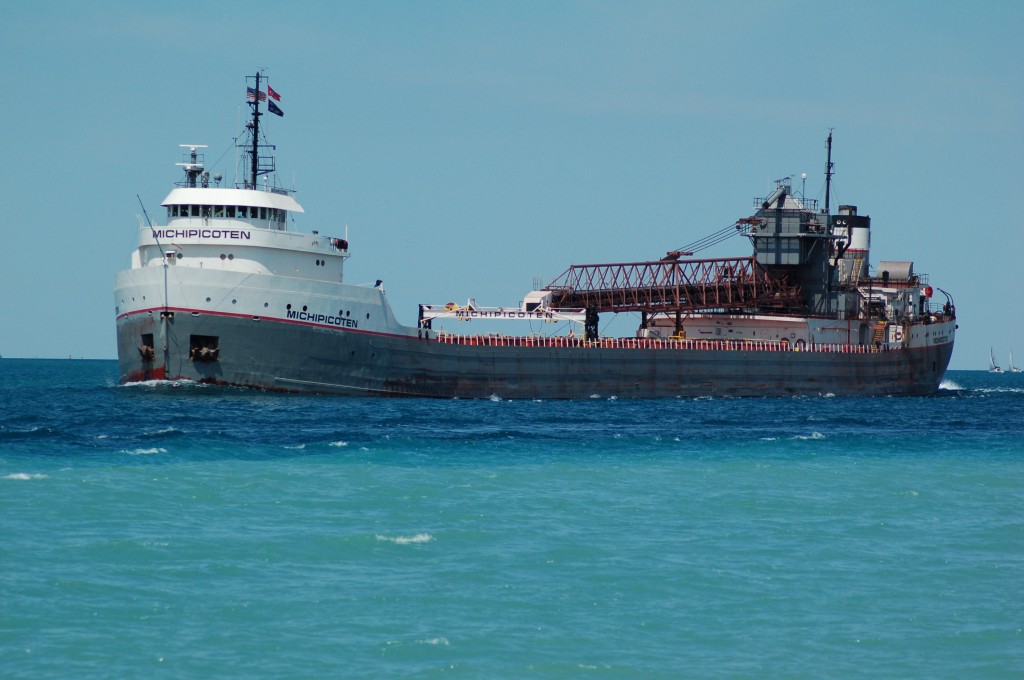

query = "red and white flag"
[{"left": 267, "top": 85, "right": 282, "bottom": 102}]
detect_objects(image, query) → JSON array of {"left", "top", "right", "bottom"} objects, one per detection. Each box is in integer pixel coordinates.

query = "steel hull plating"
[{"left": 117, "top": 311, "right": 954, "bottom": 398}]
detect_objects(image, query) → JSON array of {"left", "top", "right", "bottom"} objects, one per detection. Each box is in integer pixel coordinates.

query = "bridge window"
[
  {"left": 227, "top": 206, "right": 236, "bottom": 218},
  {"left": 214, "top": 206, "right": 224, "bottom": 217},
  {"left": 179, "top": 205, "right": 189, "bottom": 217},
  {"left": 260, "top": 207, "right": 267, "bottom": 220}
]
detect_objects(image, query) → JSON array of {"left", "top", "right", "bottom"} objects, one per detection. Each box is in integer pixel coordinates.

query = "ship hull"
[{"left": 116, "top": 308, "right": 954, "bottom": 398}]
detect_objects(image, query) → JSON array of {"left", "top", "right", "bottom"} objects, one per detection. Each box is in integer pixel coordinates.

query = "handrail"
[{"left": 429, "top": 334, "right": 920, "bottom": 353}]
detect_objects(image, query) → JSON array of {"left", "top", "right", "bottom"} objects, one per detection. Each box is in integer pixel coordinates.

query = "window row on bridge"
[{"left": 167, "top": 204, "right": 287, "bottom": 223}]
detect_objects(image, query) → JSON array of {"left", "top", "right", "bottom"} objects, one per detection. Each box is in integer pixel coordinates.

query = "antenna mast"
[
  {"left": 250, "top": 71, "right": 262, "bottom": 189},
  {"left": 823, "top": 130, "right": 835, "bottom": 315},
  {"left": 824, "top": 130, "right": 833, "bottom": 216}
]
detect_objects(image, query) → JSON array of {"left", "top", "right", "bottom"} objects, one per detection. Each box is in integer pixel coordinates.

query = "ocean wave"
[
  {"left": 124, "top": 447, "right": 167, "bottom": 455},
  {"left": 143, "top": 427, "right": 185, "bottom": 438},
  {"left": 2, "top": 473, "right": 48, "bottom": 480},
  {"left": 376, "top": 533, "right": 433, "bottom": 545},
  {"left": 792, "top": 432, "right": 826, "bottom": 441},
  {"left": 329, "top": 441, "right": 349, "bottom": 447},
  {"left": 416, "top": 637, "right": 449, "bottom": 646},
  {"left": 120, "top": 378, "right": 203, "bottom": 389},
  {"left": 939, "top": 378, "right": 963, "bottom": 391},
  {"left": 0, "top": 426, "right": 58, "bottom": 441},
  {"left": 970, "top": 386, "right": 1024, "bottom": 395}
]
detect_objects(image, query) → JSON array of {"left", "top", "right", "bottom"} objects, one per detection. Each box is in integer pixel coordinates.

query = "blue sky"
[{"left": 1, "top": 0, "right": 1020, "bottom": 370}]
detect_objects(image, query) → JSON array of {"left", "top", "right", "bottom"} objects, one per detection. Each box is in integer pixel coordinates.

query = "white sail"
[{"left": 990, "top": 347, "right": 1004, "bottom": 373}]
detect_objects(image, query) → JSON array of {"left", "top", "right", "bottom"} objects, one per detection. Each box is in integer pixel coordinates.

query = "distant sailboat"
[
  {"left": 1009, "top": 349, "right": 1022, "bottom": 373},
  {"left": 989, "top": 347, "right": 1004, "bottom": 373}
]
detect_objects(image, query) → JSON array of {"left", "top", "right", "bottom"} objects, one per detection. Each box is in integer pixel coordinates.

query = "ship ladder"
[{"left": 872, "top": 322, "right": 888, "bottom": 345}]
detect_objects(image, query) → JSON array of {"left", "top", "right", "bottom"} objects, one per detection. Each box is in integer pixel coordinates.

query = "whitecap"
[
  {"left": 283, "top": 444, "right": 306, "bottom": 450},
  {"left": 120, "top": 378, "right": 201, "bottom": 389},
  {"left": 792, "top": 432, "right": 825, "bottom": 441},
  {"left": 939, "top": 378, "right": 963, "bottom": 390},
  {"left": 417, "top": 637, "right": 449, "bottom": 646},
  {"left": 488, "top": 394, "right": 502, "bottom": 402},
  {"left": 2, "top": 473, "right": 48, "bottom": 480},
  {"left": 125, "top": 447, "right": 167, "bottom": 455},
  {"left": 376, "top": 533, "right": 433, "bottom": 545},
  {"left": 329, "top": 441, "right": 348, "bottom": 447}
]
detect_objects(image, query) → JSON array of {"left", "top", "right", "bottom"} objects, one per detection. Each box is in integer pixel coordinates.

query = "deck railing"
[{"left": 430, "top": 334, "right": 893, "bottom": 353}]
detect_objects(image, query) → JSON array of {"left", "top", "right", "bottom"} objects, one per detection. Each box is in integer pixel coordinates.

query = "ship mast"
[
  {"left": 824, "top": 130, "right": 833, "bottom": 217},
  {"left": 823, "top": 130, "right": 835, "bottom": 315},
  {"left": 250, "top": 71, "right": 262, "bottom": 190}
]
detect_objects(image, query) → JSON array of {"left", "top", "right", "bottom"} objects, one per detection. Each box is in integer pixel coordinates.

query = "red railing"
[{"left": 431, "top": 334, "right": 886, "bottom": 353}]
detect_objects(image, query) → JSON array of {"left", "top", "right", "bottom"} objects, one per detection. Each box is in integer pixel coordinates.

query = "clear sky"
[{"left": 1, "top": 0, "right": 1020, "bottom": 370}]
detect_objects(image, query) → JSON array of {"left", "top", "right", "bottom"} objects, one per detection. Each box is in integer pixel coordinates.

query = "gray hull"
[{"left": 117, "top": 310, "right": 954, "bottom": 398}]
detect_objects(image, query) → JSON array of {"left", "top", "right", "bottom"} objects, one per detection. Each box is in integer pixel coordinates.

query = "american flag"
[{"left": 246, "top": 87, "right": 267, "bottom": 102}]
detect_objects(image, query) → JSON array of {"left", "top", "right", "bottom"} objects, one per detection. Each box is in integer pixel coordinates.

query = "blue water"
[{"left": 1, "top": 359, "right": 1021, "bottom": 678}]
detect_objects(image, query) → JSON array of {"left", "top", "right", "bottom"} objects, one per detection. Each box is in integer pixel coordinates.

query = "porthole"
[
  {"left": 286, "top": 304, "right": 292, "bottom": 310},
  {"left": 302, "top": 305, "right": 308, "bottom": 312},
  {"left": 264, "top": 302, "right": 269, "bottom": 308},
  {"left": 176, "top": 252, "right": 183, "bottom": 259},
  {"left": 232, "top": 299, "right": 237, "bottom": 304},
  {"left": 220, "top": 254, "right": 226, "bottom": 260},
  {"left": 206, "top": 297, "right": 211, "bottom": 302},
  {"left": 346, "top": 311, "right": 350, "bottom": 317},
  {"left": 228, "top": 254, "right": 234, "bottom": 260},
  {"left": 366, "top": 313, "right": 370, "bottom": 319}
]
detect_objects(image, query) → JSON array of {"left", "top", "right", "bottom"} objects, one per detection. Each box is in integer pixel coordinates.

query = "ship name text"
[
  {"left": 287, "top": 309, "right": 359, "bottom": 329},
  {"left": 152, "top": 229, "right": 252, "bottom": 240},
  {"left": 455, "top": 310, "right": 558, "bottom": 320}
]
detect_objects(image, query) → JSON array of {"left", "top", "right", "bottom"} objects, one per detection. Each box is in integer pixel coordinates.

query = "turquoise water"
[{"left": 1, "top": 359, "right": 1021, "bottom": 678}]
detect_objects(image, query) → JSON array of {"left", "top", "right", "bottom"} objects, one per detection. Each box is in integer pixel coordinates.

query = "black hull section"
[{"left": 117, "top": 312, "right": 954, "bottom": 398}]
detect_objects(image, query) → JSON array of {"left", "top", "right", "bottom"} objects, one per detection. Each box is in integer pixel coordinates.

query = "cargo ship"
[{"left": 115, "top": 74, "right": 956, "bottom": 397}]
